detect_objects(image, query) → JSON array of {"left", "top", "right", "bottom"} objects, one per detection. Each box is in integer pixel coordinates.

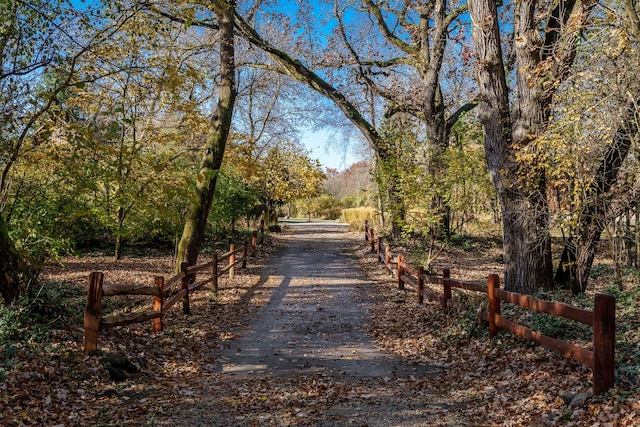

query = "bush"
[{"left": 341, "top": 207, "right": 377, "bottom": 230}]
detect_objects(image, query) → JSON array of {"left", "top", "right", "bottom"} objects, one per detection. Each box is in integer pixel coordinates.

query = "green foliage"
[
  {"left": 528, "top": 312, "right": 593, "bottom": 341},
  {"left": 434, "top": 308, "right": 488, "bottom": 347},
  {"left": 602, "top": 286, "right": 640, "bottom": 387},
  {"left": 0, "top": 281, "right": 82, "bottom": 344},
  {"left": 208, "top": 170, "right": 261, "bottom": 234},
  {"left": 0, "top": 280, "right": 85, "bottom": 382}
]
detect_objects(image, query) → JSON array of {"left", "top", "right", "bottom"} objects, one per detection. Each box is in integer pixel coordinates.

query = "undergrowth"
[{"left": 0, "top": 281, "right": 84, "bottom": 381}]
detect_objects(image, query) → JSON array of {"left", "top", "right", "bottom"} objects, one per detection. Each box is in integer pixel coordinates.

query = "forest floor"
[{"left": 0, "top": 221, "right": 638, "bottom": 426}]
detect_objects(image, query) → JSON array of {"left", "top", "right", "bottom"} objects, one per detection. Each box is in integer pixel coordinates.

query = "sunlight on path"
[{"left": 215, "top": 222, "right": 438, "bottom": 378}]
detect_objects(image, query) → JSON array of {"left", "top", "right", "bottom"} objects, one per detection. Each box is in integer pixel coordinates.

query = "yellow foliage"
[{"left": 341, "top": 207, "right": 377, "bottom": 230}]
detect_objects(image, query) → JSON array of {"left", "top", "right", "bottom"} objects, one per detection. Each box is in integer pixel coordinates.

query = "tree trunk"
[
  {"left": 470, "top": 0, "right": 594, "bottom": 293},
  {"left": 555, "top": 95, "right": 637, "bottom": 292},
  {"left": 175, "top": 0, "right": 236, "bottom": 270},
  {"left": 500, "top": 188, "right": 554, "bottom": 293},
  {"left": 114, "top": 206, "right": 125, "bottom": 261},
  {"left": 388, "top": 181, "right": 405, "bottom": 240},
  {"left": 0, "top": 215, "right": 22, "bottom": 303}
]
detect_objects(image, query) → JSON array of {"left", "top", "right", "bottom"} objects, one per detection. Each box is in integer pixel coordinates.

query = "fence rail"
[
  {"left": 84, "top": 241, "right": 250, "bottom": 354},
  {"left": 363, "top": 221, "right": 616, "bottom": 395}
]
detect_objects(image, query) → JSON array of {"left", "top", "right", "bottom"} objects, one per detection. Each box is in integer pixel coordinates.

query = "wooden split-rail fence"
[
  {"left": 364, "top": 220, "right": 616, "bottom": 395},
  {"left": 84, "top": 239, "right": 254, "bottom": 354}
]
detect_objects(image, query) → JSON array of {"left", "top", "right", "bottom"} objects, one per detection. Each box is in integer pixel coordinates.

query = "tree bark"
[
  {"left": 114, "top": 206, "right": 125, "bottom": 261},
  {"left": 555, "top": 95, "right": 637, "bottom": 293},
  {"left": 470, "top": 0, "right": 595, "bottom": 293},
  {"left": 175, "top": 0, "right": 236, "bottom": 270}
]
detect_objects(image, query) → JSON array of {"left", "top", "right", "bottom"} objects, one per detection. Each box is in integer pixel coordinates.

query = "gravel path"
[
  {"left": 153, "top": 222, "right": 464, "bottom": 426},
  {"left": 215, "top": 222, "right": 437, "bottom": 379}
]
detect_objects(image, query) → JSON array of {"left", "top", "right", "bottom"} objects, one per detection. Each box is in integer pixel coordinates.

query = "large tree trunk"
[
  {"left": 469, "top": 0, "right": 548, "bottom": 293},
  {"left": 0, "top": 215, "right": 22, "bottom": 303},
  {"left": 555, "top": 97, "right": 637, "bottom": 292},
  {"left": 175, "top": 0, "right": 236, "bottom": 270},
  {"left": 470, "top": 0, "right": 595, "bottom": 293}
]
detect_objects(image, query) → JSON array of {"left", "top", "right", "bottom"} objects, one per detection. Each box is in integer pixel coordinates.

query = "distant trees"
[{"left": 323, "top": 161, "right": 374, "bottom": 206}]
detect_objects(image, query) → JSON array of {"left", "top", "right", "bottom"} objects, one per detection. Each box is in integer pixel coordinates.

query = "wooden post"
[
  {"left": 593, "top": 294, "right": 616, "bottom": 395},
  {"left": 84, "top": 272, "right": 104, "bottom": 354},
  {"left": 242, "top": 240, "right": 248, "bottom": 268},
  {"left": 153, "top": 276, "right": 164, "bottom": 332},
  {"left": 369, "top": 228, "right": 375, "bottom": 252},
  {"left": 487, "top": 274, "right": 501, "bottom": 338},
  {"left": 417, "top": 266, "right": 424, "bottom": 305},
  {"left": 442, "top": 268, "right": 452, "bottom": 313},
  {"left": 365, "top": 220, "right": 369, "bottom": 241},
  {"left": 181, "top": 262, "right": 190, "bottom": 315},
  {"left": 251, "top": 230, "right": 257, "bottom": 256},
  {"left": 229, "top": 244, "right": 235, "bottom": 279},
  {"left": 212, "top": 253, "right": 218, "bottom": 295},
  {"left": 397, "top": 254, "right": 405, "bottom": 290}
]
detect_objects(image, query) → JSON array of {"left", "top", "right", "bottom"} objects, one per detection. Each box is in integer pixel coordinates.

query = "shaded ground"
[{"left": 1, "top": 222, "right": 638, "bottom": 426}]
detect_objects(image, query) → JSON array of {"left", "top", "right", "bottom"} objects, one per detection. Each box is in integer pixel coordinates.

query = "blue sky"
[{"left": 300, "top": 130, "right": 361, "bottom": 171}]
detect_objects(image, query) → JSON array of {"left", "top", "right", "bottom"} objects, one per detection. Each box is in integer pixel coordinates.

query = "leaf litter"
[{"left": 0, "top": 230, "right": 638, "bottom": 426}]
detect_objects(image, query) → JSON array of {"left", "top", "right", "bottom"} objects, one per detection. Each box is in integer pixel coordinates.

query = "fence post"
[
  {"left": 365, "top": 220, "right": 369, "bottom": 241},
  {"left": 369, "top": 228, "right": 375, "bottom": 252},
  {"left": 593, "top": 294, "right": 616, "bottom": 395},
  {"left": 153, "top": 276, "right": 164, "bottom": 332},
  {"left": 181, "top": 262, "right": 190, "bottom": 315},
  {"left": 487, "top": 274, "right": 500, "bottom": 338},
  {"left": 442, "top": 268, "right": 452, "bottom": 313},
  {"left": 229, "top": 244, "right": 235, "bottom": 279},
  {"left": 242, "top": 240, "right": 248, "bottom": 269},
  {"left": 397, "top": 254, "right": 405, "bottom": 290},
  {"left": 210, "top": 252, "right": 218, "bottom": 296},
  {"left": 251, "top": 230, "right": 257, "bottom": 256},
  {"left": 84, "top": 272, "right": 104, "bottom": 354},
  {"left": 417, "top": 266, "right": 424, "bottom": 305}
]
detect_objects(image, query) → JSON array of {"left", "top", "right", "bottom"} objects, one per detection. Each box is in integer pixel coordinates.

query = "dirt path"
[
  {"left": 215, "top": 222, "right": 437, "bottom": 379},
  {"left": 152, "top": 222, "right": 464, "bottom": 426}
]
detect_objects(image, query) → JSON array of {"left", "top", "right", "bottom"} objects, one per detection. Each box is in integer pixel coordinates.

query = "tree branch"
[
  {"left": 233, "top": 10, "right": 384, "bottom": 156},
  {"left": 363, "top": 0, "right": 417, "bottom": 56},
  {"left": 445, "top": 100, "right": 479, "bottom": 134}
]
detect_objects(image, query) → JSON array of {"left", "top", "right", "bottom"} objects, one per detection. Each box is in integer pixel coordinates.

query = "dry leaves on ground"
[{"left": 0, "top": 230, "right": 638, "bottom": 426}]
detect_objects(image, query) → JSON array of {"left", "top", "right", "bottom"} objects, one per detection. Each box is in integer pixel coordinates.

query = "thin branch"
[{"left": 363, "top": 0, "right": 417, "bottom": 56}]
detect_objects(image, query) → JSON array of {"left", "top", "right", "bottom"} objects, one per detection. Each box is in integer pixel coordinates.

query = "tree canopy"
[{"left": 2, "top": 0, "right": 640, "bottom": 300}]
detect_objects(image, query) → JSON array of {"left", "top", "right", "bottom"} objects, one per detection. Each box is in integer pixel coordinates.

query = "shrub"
[{"left": 341, "top": 207, "right": 377, "bottom": 230}]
